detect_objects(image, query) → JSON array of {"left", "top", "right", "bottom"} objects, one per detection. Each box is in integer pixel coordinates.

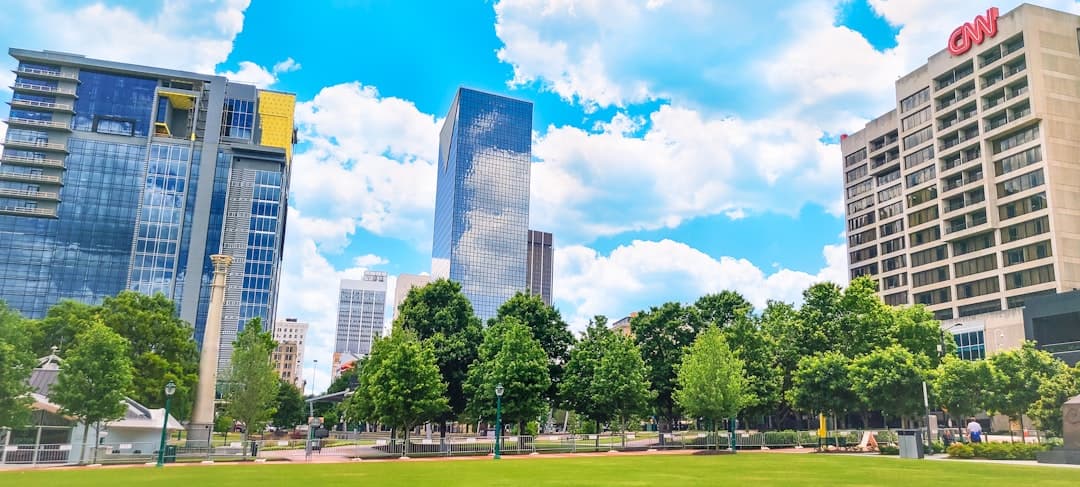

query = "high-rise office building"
[
  {"left": 0, "top": 49, "right": 295, "bottom": 372},
  {"left": 392, "top": 273, "right": 431, "bottom": 322},
  {"left": 526, "top": 229, "right": 553, "bottom": 305},
  {"left": 272, "top": 318, "right": 308, "bottom": 389},
  {"left": 332, "top": 271, "right": 387, "bottom": 375},
  {"left": 432, "top": 87, "right": 532, "bottom": 321},
  {"left": 840, "top": 5, "right": 1080, "bottom": 362}
]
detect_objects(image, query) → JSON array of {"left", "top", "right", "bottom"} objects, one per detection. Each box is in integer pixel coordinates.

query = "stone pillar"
[{"left": 187, "top": 254, "right": 232, "bottom": 445}]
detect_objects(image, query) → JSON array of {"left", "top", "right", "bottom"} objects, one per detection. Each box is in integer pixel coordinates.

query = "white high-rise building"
[
  {"left": 272, "top": 318, "right": 308, "bottom": 389},
  {"left": 332, "top": 271, "right": 387, "bottom": 376}
]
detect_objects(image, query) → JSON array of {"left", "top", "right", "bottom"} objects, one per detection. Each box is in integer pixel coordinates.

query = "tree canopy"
[
  {"left": 223, "top": 320, "right": 280, "bottom": 440},
  {"left": 631, "top": 302, "right": 705, "bottom": 430},
  {"left": 848, "top": 345, "right": 929, "bottom": 422},
  {"left": 933, "top": 355, "right": 998, "bottom": 426},
  {"left": 675, "top": 326, "right": 749, "bottom": 438},
  {"left": 465, "top": 316, "right": 550, "bottom": 430},
  {"left": 0, "top": 302, "right": 36, "bottom": 429},
  {"left": 395, "top": 278, "right": 482, "bottom": 423},
  {"left": 493, "top": 292, "right": 573, "bottom": 405}
]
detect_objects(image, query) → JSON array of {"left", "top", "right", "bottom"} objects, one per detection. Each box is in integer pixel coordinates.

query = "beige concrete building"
[
  {"left": 272, "top": 318, "right": 308, "bottom": 389},
  {"left": 841, "top": 4, "right": 1080, "bottom": 355},
  {"left": 392, "top": 273, "right": 432, "bottom": 322}
]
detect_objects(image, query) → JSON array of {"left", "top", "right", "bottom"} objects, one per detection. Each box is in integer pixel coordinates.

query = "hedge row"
[{"left": 946, "top": 442, "right": 1049, "bottom": 460}]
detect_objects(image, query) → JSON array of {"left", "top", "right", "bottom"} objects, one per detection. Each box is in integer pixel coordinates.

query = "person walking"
[{"left": 966, "top": 418, "right": 983, "bottom": 444}]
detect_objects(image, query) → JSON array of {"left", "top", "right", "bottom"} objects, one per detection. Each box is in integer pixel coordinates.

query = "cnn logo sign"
[{"left": 948, "top": 7, "right": 1000, "bottom": 56}]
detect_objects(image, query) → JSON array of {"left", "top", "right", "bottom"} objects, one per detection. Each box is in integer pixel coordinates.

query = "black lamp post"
[
  {"left": 494, "top": 384, "right": 504, "bottom": 460},
  {"left": 156, "top": 381, "right": 177, "bottom": 467}
]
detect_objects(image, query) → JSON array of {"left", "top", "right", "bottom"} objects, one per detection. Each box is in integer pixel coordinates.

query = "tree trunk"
[
  {"left": 595, "top": 420, "right": 600, "bottom": 451},
  {"left": 1020, "top": 416, "right": 1026, "bottom": 443},
  {"left": 92, "top": 422, "right": 100, "bottom": 465},
  {"left": 861, "top": 412, "right": 871, "bottom": 430},
  {"left": 80, "top": 422, "right": 90, "bottom": 465},
  {"left": 402, "top": 426, "right": 409, "bottom": 457}
]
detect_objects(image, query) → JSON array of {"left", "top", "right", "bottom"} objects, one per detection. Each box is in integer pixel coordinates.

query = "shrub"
[
  {"left": 874, "top": 430, "right": 898, "bottom": 444},
  {"left": 878, "top": 445, "right": 899, "bottom": 455},
  {"left": 947, "top": 443, "right": 974, "bottom": 458},
  {"left": 965, "top": 442, "right": 1049, "bottom": 460},
  {"left": 928, "top": 441, "right": 946, "bottom": 454}
]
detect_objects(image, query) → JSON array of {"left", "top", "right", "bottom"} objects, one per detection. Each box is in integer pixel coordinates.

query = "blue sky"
[{"left": 3, "top": 0, "right": 1078, "bottom": 392}]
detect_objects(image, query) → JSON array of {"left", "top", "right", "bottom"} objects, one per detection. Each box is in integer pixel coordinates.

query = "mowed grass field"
[{"left": 4, "top": 452, "right": 1079, "bottom": 486}]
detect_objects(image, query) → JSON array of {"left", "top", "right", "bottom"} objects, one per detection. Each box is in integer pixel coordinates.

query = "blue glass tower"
[
  {"left": 432, "top": 88, "right": 532, "bottom": 321},
  {"left": 0, "top": 49, "right": 295, "bottom": 372}
]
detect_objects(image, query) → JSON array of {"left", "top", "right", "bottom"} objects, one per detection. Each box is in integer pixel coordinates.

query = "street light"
[
  {"left": 156, "top": 381, "right": 177, "bottom": 468},
  {"left": 310, "top": 359, "right": 318, "bottom": 396},
  {"left": 494, "top": 384, "right": 504, "bottom": 460}
]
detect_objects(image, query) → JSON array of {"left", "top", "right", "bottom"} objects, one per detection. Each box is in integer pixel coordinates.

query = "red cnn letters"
[{"left": 948, "top": 7, "right": 1000, "bottom": 56}]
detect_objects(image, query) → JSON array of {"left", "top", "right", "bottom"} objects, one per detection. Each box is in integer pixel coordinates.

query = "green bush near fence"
[{"left": 947, "top": 442, "right": 1049, "bottom": 460}]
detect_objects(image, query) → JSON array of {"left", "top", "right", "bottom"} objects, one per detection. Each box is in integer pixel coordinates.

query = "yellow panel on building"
[{"left": 257, "top": 90, "right": 296, "bottom": 162}]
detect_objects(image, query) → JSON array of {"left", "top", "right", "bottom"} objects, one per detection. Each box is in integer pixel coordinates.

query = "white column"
[{"left": 187, "top": 254, "right": 232, "bottom": 445}]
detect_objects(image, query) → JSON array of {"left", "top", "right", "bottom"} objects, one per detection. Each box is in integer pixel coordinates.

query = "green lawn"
[{"left": 3, "top": 453, "right": 1078, "bottom": 486}]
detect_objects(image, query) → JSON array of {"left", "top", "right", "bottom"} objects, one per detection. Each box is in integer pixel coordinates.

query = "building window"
[
  {"left": 996, "top": 168, "right": 1044, "bottom": 198},
  {"left": 934, "top": 309, "right": 954, "bottom": 320},
  {"left": 848, "top": 212, "right": 875, "bottom": 231},
  {"left": 877, "top": 184, "right": 902, "bottom": 204},
  {"left": 880, "top": 219, "right": 904, "bottom": 237},
  {"left": 846, "top": 164, "right": 868, "bottom": 183},
  {"left": 994, "top": 146, "right": 1041, "bottom": 176},
  {"left": 958, "top": 300, "right": 1002, "bottom": 317},
  {"left": 914, "top": 287, "right": 951, "bottom": 306},
  {"left": 909, "top": 225, "right": 941, "bottom": 248},
  {"left": 1002, "top": 240, "right": 1052, "bottom": 267},
  {"left": 952, "top": 232, "right": 995, "bottom": 256},
  {"left": 1000, "top": 216, "right": 1049, "bottom": 244},
  {"left": 847, "top": 179, "right": 873, "bottom": 199},
  {"left": 881, "top": 255, "right": 906, "bottom": 272},
  {"left": 912, "top": 266, "right": 949, "bottom": 288},
  {"left": 908, "top": 205, "right": 939, "bottom": 227},
  {"left": 850, "top": 246, "right": 878, "bottom": 264},
  {"left": 221, "top": 98, "right": 255, "bottom": 140},
  {"left": 954, "top": 330, "right": 986, "bottom": 360},
  {"left": 992, "top": 124, "right": 1039, "bottom": 154},
  {"left": 907, "top": 185, "right": 938, "bottom": 207},
  {"left": 904, "top": 146, "right": 936, "bottom": 170},
  {"left": 903, "top": 126, "right": 934, "bottom": 150},
  {"left": 877, "top": 169, "right": 901, "bottom": 187},
  {"left": 1006, "top": 289, "right": 1056, "bottom": 309},
  {"left": 849, "top": 228, "right": 876, "bottom": 247},
  {"left": 999, "top": 192, "right": 1046, "bottom": 221},
  {"left": 956, "top": 276, "right": 1000, "bottom": 300},
  {"left": 901, "top": 87, "right": 930, "bottom": 113},
  {"left": 1004, "top": 264, "right": 1055, "bottom": 290},
  {"left": 911, "top": 244, "right": 948, "bottom": 267},
  {"left": 954, "top": 254, "right": 997, "bottom": 278},
  {"left": 847, "top": 195, "right": 875, "bottom": 215},
  {"left": 883, "top": 273, "right": 907, "bottom": 290},
  {"left": 884, "top": 291, "right": 909, "bottom": 306},
  {"left": 844, "top": 148, "right": 867, "bottom": 168},
  {"left": 902, "top": 107, "right": 932, "bottom": 131},
  {"left": 880, "top": 236, "right": 905, "bottom": 255}
]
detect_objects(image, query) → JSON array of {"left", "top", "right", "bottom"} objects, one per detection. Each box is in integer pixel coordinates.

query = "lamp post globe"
[
  {"left": 494, "top": 383, "right": 504, "bottom": 460},
  {"left": 156, "top": 381, "right": 177, "bottom": 467}
]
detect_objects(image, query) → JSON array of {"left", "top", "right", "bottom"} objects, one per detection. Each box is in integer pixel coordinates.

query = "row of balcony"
[
  {"left": 9, "top": 98, "right": 75, "bottom": 113},
  {"left": 0, "top": 205, "right": 57, "bottom": 218},
  {"left": 0, "top": 187, "right": 60, "bottom": 201},
  {"left": 0, "top": 153, "right": 65, "bottom": 169},
  {"left": 0, "top": 171, "right": 62, "bottom": 185},
  {"left": 12, "top": 82, "right": 77, "bottom": 97},
  {"left": 2, "top": 138, "right": 68, "bottom": 153},
  {"left": 14, "top": 66, "right": 79, "bottom": 82},
  {"left": 6, "top": 117, "right": 71, "bottom": 131}
]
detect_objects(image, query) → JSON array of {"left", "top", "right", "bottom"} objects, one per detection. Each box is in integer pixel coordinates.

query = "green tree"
[
  {"left": 346, "top": 328, "right": 448, "bottom": 455},
  {"left": 560, "top": 318, "right": 614, "bottom": 431},
  {"left": 1030, "top": 364, "right": 1080, "bottom": 437},
  {"left": 395, "top": 278, "right": 482, "bottom": 429},
  {"left": 29, "top": 299, "right": 96, "bottom": 355},
  {"left": 465, "top": 317, "right": 550, "bottom": 434},
  {"left": 223, "top": 320, "right": 280, "bottom": 443},
  {"left": 631, "top": 302, "right": 705, "bottom": 435},
  {"left": 891, "top": 305, "right": 951, "bottom": 367},
  {"left": 0, "top": 302, "right": 36, "bottom": 429},
  {"left": 272, "top": 380, "right": 307, "bottom": 429},
  {"left": 848, "top": 345, "right": 930, "bottom": 427},
  {"left": 493, "top": 292, "right": 574, "bottom": 406},
  {"left": 788, "top": 351, "right": 855, "bottom": 422},
  {"left": 97, "top": 291, "right": 199, "bottom": 420},
  {"left": 722, "top": 314, "right": 782, "bottom": 421},
  {"left": 694, "top": 291, "right": 753, "bottom": 329},
  {"left": 987, "top": 341, "right": 1066, "bottom": 439},
  {"left": 933, "top": 356, "right": 998, "bottom": 428},
  {"left": 836, "top": 276, "right": 895, "bottom": 358},
  {"left": 675, "top": 326, "right": 749, "bottom": 450},
  {"left": 51, "top": 321, "right": 134, "bottom": 464},
  {"left": 592, "top": 333, "right": 653, "bottom": 441}
]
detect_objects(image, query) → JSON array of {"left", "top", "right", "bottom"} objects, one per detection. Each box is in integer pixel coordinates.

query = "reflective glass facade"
[
  {"left": 433, "top": 88, "right": 532, "bottom": 321},
  {"left": 954, "top": 330, "right": 986, "bottom": 360},
  {"left": 239, "top": 169, "right": 282, "bottom": 329},
  {"left": 0, "top": 138, "right": 144, "bottom": 315},
  {"left": 128, "top": 143, "right": 192, "bottom": 297},
  {"left": 72, "top": 70, "right": 157, "bottom": 137}
]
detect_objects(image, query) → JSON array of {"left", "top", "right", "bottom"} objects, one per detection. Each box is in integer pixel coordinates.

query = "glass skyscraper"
[
  {"left": 0, "top": 49, "right": 295, "bottom": 372},
  {"left": 432, "top": 88, "right": 532, "bottom": 321}
]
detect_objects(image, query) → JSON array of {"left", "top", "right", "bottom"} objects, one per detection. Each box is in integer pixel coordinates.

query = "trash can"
[
  {"left": 163, "top": 445, "right": 177, "bottom": 464},
  {"left": 897, "top": 429, "right": 924, "bottom": 459},
  {"left": 250, "top": 441, "right": 259, "bottom": 457}
]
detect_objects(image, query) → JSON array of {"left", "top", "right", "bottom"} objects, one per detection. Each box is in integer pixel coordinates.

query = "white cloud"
[
  {"left": 531, "top": 106, "right": 846, "bottom": 242},
  {"left": 218, "top": 61, "right": 278, "bottom": 88},
  {"left": 556, "top": 238, "right": 848, "bottom": 330},
  {"left": 2, "top": 0, "right": 252, "bottom": 75},
  {"left": 292, "top": 82, "right": 442, "bottom": 248},
  {"left": 218, "top": 57, "right": 303, "bottom": 88}
]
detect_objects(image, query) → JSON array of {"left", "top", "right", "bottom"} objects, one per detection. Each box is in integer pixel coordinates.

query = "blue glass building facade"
[
  {"left": 0, "top": 49, "right": 295, "bottom": 373},
  {"left": 433, "top": 88, "right": 532, "bottom": 321}
]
